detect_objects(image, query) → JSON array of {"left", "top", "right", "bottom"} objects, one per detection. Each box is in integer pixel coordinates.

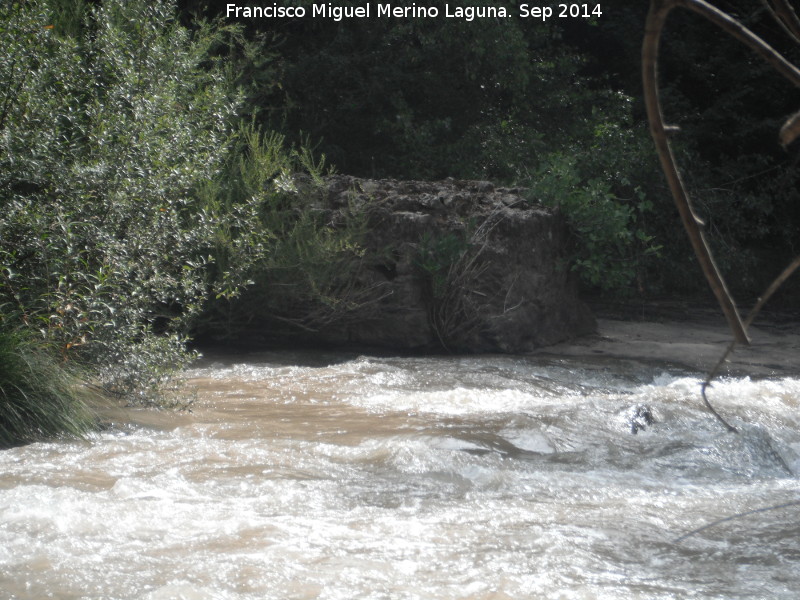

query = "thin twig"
[
  {"left": 700, "top": 255, "right": 800, "bottom": 431},
  {"left": 643, "top": 0, "right": 750, "bottom": 345},
  {"left": 762, "top": 0, "right": 800, "bottom": 44},
  {"left": 675, "top": 500, "right": 800, "bottom": 543}
]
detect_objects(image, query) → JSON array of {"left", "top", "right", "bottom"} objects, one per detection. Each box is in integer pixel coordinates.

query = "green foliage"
[
  {"left": 236, "top": 8, "right": 675, "bottom": 296},
  {"left": 567, "top": 0, "right": 800, "bottom": 296},
  {"left": 195, "top": 123, "right": 288, "bottom": 304},
  {"left": 226, "top": 2, "right": 596, "bottom": 181},
  {"left": 0, "top": 323, "right": 95, "bottom": 448},
  {"left": 0, "top": 0, "right": 239, "bottom": 401},
  {"left": 529, "top": 112, "right": 662, "bottom": 294},
  {"left": 248, "top": 198, "right": 371, "bottom": 332},
  {"left": 45, "top": 0, "right": 87, "bottom": 38},
  {"left": 653, "top": 3, "right": 800, "bottom": 294},
  {"left": 195, "top": 122, "right": 372, "bottom": 340},
  {"left": 177, "top": 1, "right": 800, "bottom": 298}
]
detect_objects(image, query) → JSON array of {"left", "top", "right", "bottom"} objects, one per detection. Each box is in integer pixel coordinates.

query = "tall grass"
[{"left": 0, "top": 328, "right": 95, "bottom": 448}]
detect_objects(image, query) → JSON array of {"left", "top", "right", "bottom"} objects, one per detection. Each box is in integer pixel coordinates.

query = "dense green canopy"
[{"left": 183, "top": 0, "right": 799, "bottom": 297}]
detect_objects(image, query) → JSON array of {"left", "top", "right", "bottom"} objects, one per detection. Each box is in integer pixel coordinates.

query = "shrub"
[
  {"left": 0, "top": 0, "right": 240, "bottom": 401},
  {"left": 527, "top": 104, "right": 663, "bottom": 295},
  {"left": 415, "top": 224, "right": 491, "bottom": 351},
  {"left": 195, "top": 123, "right": 374, "bottom": 340}
]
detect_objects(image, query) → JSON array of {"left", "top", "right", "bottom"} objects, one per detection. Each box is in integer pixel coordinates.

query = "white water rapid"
[{"left": 2, "top": 352, "right": 800, "bottom": 599}]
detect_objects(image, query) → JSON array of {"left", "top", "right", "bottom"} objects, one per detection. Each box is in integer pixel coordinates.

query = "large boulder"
[{"left": 236, "top": 175, "right": 595, "bottom": 353}]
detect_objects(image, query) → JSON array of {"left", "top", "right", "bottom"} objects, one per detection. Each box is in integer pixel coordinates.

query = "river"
[{"left": 2, "top": 350, "right": 800, "bottom": 599}]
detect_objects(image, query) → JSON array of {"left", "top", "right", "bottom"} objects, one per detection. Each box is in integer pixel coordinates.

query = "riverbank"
[{"left": 538, "top": 300, "right": 800, "bottom": 378}]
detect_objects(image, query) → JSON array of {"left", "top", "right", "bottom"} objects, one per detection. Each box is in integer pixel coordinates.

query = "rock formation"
[{"left": 241, "top": 175, "right": 595, "bottom": 353}]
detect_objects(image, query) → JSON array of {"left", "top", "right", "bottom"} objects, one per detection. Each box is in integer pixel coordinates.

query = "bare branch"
[
  {"left": 762, "top": 0, "right": 800, "bottom": 44},
  {"left": 700, "top": 255, "right": 800, "bottom": 431},
  {"left": 675, "top": 0, "right": 800, "bottom": 86},
  {"left": 675, "top": 499, "right": 800, "bottom": 543},
  {"left": 644, "top": 0, "right": 800, "bottom": 344},
  {"left": 642, "top": 0, "right": 750, "bottom": 345},
  {"left": 644, "top": 0, "right": 800, "bottom": 430}
]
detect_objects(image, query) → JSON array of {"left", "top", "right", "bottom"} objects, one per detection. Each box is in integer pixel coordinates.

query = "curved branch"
[
  {"left": 781, "top": 109, "right": 800, "bottom": 147},
  {"left": 643, "top": 0, "right": 800, "bottom": 345},
  {"left": 644, "top": 0, "right": 800, "bottom": 430},
  {"left": 678, "top": 0, "right": 800, "bottom": 86},
  {"left": 642, "top": 0, "right": 749, "bottom": 345}
]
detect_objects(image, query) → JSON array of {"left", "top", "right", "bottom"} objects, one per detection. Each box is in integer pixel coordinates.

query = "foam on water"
[{"left": 2, "top": 354, "right": 799, "bottom": 599}]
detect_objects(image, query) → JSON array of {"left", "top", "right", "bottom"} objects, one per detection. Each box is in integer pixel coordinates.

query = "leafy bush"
[
  {"left": 0, "top": 0, "right": 240, "bottom": 401},
  {"left": 195, "top": 123, "right": 374, "bottom": 340},
  {"left": 223, "top": 3, "right": 598, "bottom": 181},
  {"left": 528, "top": 106, "right": 662, "bottom": 294}
]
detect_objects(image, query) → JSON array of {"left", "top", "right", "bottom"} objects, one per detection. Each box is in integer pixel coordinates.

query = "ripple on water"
[{"left": 1, "top": 355, "right": 800, "bottom": 599}]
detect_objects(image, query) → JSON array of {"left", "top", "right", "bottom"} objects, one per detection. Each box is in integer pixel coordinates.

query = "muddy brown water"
[{"left": 2, "top": 351, "right": 800, "bottom": 599}]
